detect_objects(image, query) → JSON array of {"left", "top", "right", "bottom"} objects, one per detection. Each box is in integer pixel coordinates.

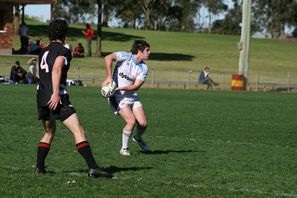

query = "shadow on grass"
[
  {"left": 28, "top": 24, "right": 144, "bottom": 42},
  {"left": 140, "top": 149, "right": 205, "bottom": 155},
  {"left": 101, "top": 52, "right": 195, "bottom": 61},
  {"left": 105, "top": 166, "right": 152, "bottom": 174},
  {"left": 27, "top": 24, "right": 193, "bottom": 61},
  {"left": 149, "top": 53, "right": 194, "bottom": 61},
  {"left": 62, "top": 166, "right": 152, "bottom": 175}
]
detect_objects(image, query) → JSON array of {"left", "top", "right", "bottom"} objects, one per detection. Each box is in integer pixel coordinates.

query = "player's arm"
[
  {"left": 116, "top": 79, "right": 144, "bottom": 92},
  {"left": 102, "top": 53, "right": 116, "bottom": 85},
  {"left": 48, "top": 56, "right": 64, "bottom": 110}
]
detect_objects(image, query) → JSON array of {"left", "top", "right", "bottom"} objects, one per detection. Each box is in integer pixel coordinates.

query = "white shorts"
[{"left": 108, "top": 92, "right": 142, "bottom": 115}]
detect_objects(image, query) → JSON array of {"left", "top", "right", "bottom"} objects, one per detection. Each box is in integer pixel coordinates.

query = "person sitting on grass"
[
  {"left": 10, "top": 60, "right": 27, "bottom": 84},
  {"left": 73, "top": 43, "right": 85, "bottom": 57}
]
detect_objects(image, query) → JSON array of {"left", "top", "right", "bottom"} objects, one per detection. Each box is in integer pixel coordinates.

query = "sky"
[{"left": 25, "top": 4, "right": 51, "bottom": 22}]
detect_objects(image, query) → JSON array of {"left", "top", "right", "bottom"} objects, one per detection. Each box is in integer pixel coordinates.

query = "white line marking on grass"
[
  {"left": 154, "top": 135, "right": 297, "bottom": 151},
  {"left": 164, "top": 181, "right": 297, "bottom": 197},
  {"left": 66, "top": 172, "right": 85, "bottom": 177},
  {"left": 1, "top": 166, "right": 30, "bottom": 171},
  {"left": 229, "top": 187, "right": 264, "bottom": 194},
  {"left": 229, "top": 188, "right": 297, "bottom": 197}
]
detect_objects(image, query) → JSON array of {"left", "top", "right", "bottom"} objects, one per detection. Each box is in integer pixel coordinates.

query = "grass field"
[{"left": 1, "top": 84, "right": 297, "bottom": 197}]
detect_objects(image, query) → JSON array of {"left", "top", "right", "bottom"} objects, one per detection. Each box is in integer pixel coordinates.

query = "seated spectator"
[
  {"left": 27, "top": 57, "right": 38, "bottom": 84},
  {"left": 73, "top": 43, "right": 85, "bottom": 57},
  {"left": 27, "top": 38, "right": 42, "bottom": 55},
  {"left": 0, "top": 74, "right": 5, "bottom": 83},
  {"left": 10, "top": 61, "right": 27, "bottom": 84},
  {"left": 198, "top": 66, "right": 219, "bottom": 90}
]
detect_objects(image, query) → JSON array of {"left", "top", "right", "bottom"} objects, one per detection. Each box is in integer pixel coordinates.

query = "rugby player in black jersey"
[{"left": 35, "top": 19, "right": 111, "bottom": 178}]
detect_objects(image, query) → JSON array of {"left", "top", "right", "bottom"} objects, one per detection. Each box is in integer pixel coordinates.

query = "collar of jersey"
[{"left": 131, "top": 55, "right": 143, "bottom": 66}]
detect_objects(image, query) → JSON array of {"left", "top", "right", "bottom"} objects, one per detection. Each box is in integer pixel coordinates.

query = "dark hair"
[
  {"left": 15, "top": 60, "right": 20, "bottom": 65},
  {"left": 48, "top": 19, "right": 68, "bottom": 41},
  {"left": 131, "top": 40, "right": 150, "bottom": 54},
  {"left": 86, "top": 23, "right": 90, "bottom": 29}
]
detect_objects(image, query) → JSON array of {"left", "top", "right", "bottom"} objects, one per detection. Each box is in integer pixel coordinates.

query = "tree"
[
  {"left": 253, "top": 0, "right": 297, "bottom": 38},
  {"left": 162, "top": 0, "right": 201, "bottom": 31},
  {"left": 111, "top": 0, "right": 143, "bottom": 29},
  {"left": 148, "top": 0, "right": 171, "bottom": 30},
  {"left": 203, "top": 0, "right": 228, "bottom": 33},
  {"left": 142, "top": 0, "right": 153, "bottom": 29},
  {"left": 52, "top": 0, "right": 96, "bottom": 23},
  {"left": 212, "top": 0, "right": 242, "bottom": 34},
  {"left": 96, "top": 0, "right": 102, "bottom": 57}
]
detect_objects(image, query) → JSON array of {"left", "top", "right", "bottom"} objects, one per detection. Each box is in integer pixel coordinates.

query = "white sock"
[{"left": 122, "top": 130, "right": 131, "bottom": 149}]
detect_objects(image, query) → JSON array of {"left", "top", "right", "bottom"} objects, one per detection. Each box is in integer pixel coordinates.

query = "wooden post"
[{"left": 238, "top": 0, "right": 252, "bottom": 86}]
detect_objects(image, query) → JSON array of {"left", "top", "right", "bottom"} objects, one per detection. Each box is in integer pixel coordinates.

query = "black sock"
[
  {"left": 76, "top": 141, "right": 98, "bottom": 169},
  {"left": 36, "top": 142, "right": 51, "bottom": 170}
]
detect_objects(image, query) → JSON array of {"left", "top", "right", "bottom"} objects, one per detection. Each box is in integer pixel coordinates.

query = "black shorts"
[{"left": 37, "top": 94, "right": 76, "bottom": 122}]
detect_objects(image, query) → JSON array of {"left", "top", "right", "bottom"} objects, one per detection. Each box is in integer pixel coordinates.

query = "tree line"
[
  {"left": 51, "top": 0, "right": 297, "bottom": 56},
  {"left": 52, "top": 0, "right": 297, "bottom": 38}
]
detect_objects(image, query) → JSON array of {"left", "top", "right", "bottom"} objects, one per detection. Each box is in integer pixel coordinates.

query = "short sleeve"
[
  {"left": 136, "top": 64, "right": 149, "bottom": 81},
  {"left": 59, "top": 47, "right": 72, "bottom": 65},
  {"left": 115, "top": 52, "right": 131, "bottom": 62}
]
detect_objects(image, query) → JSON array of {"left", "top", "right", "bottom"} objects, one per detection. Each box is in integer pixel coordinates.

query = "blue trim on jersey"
[
  {"left": 132, "top": 55, "right": 144, "bottom": 67},
  {"left": 113, "top": 68, "right": 119, "bottom": 86}
]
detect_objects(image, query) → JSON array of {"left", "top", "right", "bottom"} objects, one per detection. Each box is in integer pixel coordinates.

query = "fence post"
[
  {"left": 221, "top": 72, "right": 225, "bottom": 91},
  {"left": 256, "top": 72, "right": 259, "bottom": 92},
  {"left": 77, "top": 65, "right": 80, "bottom": 80},
  {"left": 288, "top": 72, "right": 291, "bottom": 93},
  {"left": 151, "top": 68, "right": 154, "bottom": 88},
  {"left": 188, "top": 69, "right": 192, "bottom": 89}
]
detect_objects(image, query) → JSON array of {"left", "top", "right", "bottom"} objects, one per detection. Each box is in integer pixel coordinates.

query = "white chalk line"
[{"left": 164, "top": 181, "right": 297, "bottom": 197}]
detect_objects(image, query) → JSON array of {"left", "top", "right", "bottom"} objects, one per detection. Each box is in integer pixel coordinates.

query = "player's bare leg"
[
  {"left": 36, "top": 120, "right": 56, "bottom": 174},
  {"left": 132, "top": 107, "right": 150, "bottom": 151},
  {"left": 62, "top": 113, "right": 86, "bottom": 143},
  {"left": 118, "top": 107, "right": 136, "bottom": 155},
  {"left": 63, "top": 113, "right": 112, "bottom": 178}
]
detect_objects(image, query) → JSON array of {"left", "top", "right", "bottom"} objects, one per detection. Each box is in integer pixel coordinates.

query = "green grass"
[
  {"left": 1, "top": 84, "right": 297, "bottom": 197},
  {"left": 0, "top": 19, "right": 297, "bottom": 83}
]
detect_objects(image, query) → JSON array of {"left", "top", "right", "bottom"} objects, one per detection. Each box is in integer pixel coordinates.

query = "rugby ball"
[{"left": 101, "top": 81, "right": 117, "bottom": 98}]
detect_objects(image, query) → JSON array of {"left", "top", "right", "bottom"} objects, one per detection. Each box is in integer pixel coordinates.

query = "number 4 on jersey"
[{"left": 40, "top": 51, "right": 49, "bottom": 73}]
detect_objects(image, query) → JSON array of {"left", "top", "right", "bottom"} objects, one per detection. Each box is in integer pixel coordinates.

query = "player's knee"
[
  {"left": 126, "top": 118, "right": 136, "bottom": 128},
  {"left": 44, "top": 129, "right": 55, "bottom": 139}
]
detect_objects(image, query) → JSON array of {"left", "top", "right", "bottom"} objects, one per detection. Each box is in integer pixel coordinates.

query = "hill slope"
[{"left": 1, "top": 20, "right": 296, "bottom": 85}]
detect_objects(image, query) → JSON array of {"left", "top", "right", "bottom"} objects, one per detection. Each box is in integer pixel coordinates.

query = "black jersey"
[{"left": 37, "top": 42, "right": 72, "bottom": 106}]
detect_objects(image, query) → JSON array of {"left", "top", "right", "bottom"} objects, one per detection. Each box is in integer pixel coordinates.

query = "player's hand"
[
  {"left": 102, "top": 78, "right": 112, "bottom": 87},
  {"left": 48, "top": 94, "right": 61, "bottom": 110}
]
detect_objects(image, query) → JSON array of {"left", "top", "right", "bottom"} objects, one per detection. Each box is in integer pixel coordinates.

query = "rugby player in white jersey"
[{"left": 102, "top": 40, "right": 151, "bottom": 156}]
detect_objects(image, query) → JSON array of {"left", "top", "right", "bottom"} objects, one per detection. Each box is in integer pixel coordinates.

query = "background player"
[
  {"left": 36, "top": 19, "right": 111, "bottom": 178},
  {"left": 102, "top": 40, "right": 151, "bottom": 156}
]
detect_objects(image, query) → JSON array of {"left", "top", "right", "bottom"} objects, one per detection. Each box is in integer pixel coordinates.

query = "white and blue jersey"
[
  {"left": 113, "top": 51, "right": 148, "bottom": 95},
  {"left": 109, "top": 52, "right": 148, "bottom": 114}
]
